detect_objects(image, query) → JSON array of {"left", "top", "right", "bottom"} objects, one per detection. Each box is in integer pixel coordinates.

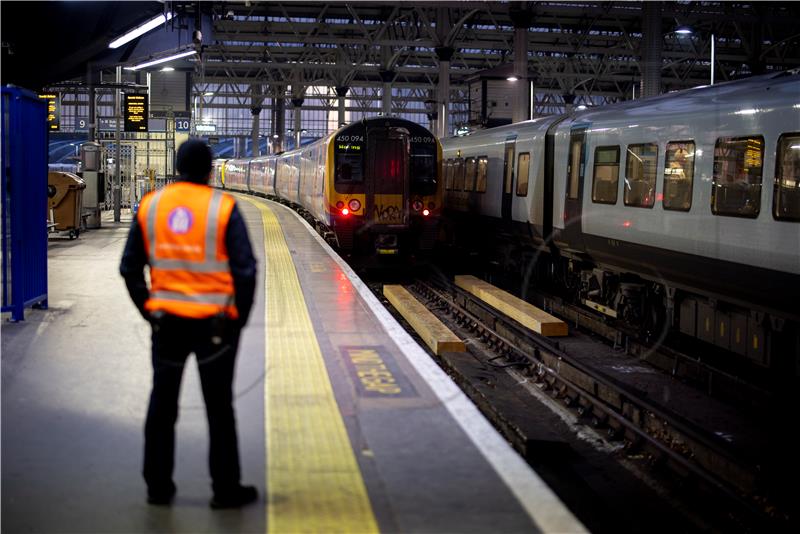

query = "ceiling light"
[
  {"left": 506, "top": 76, "right": 518, "bottom": 82},
  {"left": 674, "top": 26, "right": 693, "bottom": 35},
  {"left": 204, "top": 92, "right": 214, "bottom": 96},
  {"left": 576, "top": 105, "right": 587, "bottom": 110},
  {"left": 161, "top": 67, "right": 174, "bottom": 72},
  {"left": 109, "top": 12, "right": 175, "bottom": 49},
  {"left": 124, "top": 50, "right": 196, "bottom": 71}
]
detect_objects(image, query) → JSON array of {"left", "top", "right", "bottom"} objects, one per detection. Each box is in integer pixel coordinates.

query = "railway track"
[{"left": 390, "top": 276, "right": 791, "bottom": 529}]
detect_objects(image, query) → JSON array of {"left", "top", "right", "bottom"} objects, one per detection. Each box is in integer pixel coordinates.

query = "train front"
[{"left": 328, "top": 117, "right": 441, "bottom": 255}]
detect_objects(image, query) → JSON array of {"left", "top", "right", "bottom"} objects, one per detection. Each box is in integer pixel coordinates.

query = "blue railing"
[{"left": 2, "top": 86, "right": 48, "bottom": 321}]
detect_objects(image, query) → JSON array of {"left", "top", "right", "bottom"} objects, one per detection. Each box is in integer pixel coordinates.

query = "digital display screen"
[
  {"left": 124, "top": 93, "right": 148, "bottom": 132},
  {"left": 38, "top": 93, "right": 60, "bottom": 131},
  {"left": 334, "top": 133, "right": 364, "bottom": 154}
]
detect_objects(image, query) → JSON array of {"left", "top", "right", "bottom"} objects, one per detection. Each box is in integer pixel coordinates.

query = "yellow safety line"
[{"left": 240, "top": 195, "right": 379, "bottom": 534}]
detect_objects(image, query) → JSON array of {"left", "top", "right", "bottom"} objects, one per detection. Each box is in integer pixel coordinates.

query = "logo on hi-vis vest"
[{"left": 167, "top": 207, "right": 193, "bottom": 234}]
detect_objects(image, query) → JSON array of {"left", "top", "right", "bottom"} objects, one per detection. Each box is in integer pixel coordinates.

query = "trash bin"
[{"left": 48, "top": 171, "right": 86, "bottom": 239}]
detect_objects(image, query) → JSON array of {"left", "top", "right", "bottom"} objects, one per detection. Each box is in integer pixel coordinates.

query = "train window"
[
  {"left": 567, "top": 140, "right": 583, "bottom": 199},
  {"left": 476, "top": 156, "right": 489, "bottom": 193},
  {"left": 454, "top": 158, "right": 466, "bottom": 191},
  {"left": 773, "top": 133, "right": 800, "bottom": 221},
  {"left": 712, "top": 136, "right": 764, "bottom": 218},
  {"left": 516, "top": 153, "right": 530, "bottom": 196},
  {"left": 591, "top": 146, "right": 620, "bottom": 204},
  {"left": 663, "top": 141, "right": 695, "bottom": 211},
  {"left": 464, "top": 157, "right": 477, "bottom": 192},
  {"left": 411, "top": 146, "right": 438, "bottom": 196},
  {"left": 336, "top": 154, "right": 363, "bottom": 183},
  {"left": 372, "top": 137, "right": 406, "bottom": 194},
  {"left": 624, "top": 143, "right": 658, "bottom": 208}
]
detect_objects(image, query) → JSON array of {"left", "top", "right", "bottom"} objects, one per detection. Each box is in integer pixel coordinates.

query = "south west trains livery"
[
  {"left": 212, "top": 117, "right": 442, "bottom": 255},
  {"left": 441, "top": 69, "right": 800, "bottom": 373}
]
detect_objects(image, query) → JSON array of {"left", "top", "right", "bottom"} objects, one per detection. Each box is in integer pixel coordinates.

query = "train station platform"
[{"left": 2, "top": 195, "right": 586, "bottom": 533}]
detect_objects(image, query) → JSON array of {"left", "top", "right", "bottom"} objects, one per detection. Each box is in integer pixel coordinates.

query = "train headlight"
[
  {"left": 423, "top": 209, "right": 430, "bottom": 216},
  {"left": 341, "top": 208, "right": 350, "bottom": 216},
  {"left": 412, "top": 200, "right": 423, "bottom": 211},
  {"left": 348, "top": 199, "right": 361, "bottom": 212},
  {"left": 336, "top": 201, "right": 345, "bottom": 210},
  {"left": 428, "top": 202, "right": 436, "bottom": 210}
]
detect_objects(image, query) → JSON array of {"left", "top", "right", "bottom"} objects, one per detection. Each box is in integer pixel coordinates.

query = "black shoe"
[
  {"left": 210, "top": 485, "right": 258, "bottom": 509},
  {"left": 147, "top": 484, "right": 176, "bottom": 506}
]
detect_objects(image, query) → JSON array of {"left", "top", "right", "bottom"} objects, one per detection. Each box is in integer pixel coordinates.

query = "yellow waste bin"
[{"left": 48, "top": 171, "right": 86, "bottom": 239}]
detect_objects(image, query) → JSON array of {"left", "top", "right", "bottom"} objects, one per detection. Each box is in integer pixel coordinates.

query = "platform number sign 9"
[{"left": 175, "top": 119, "right": 191, "bottom": 132}]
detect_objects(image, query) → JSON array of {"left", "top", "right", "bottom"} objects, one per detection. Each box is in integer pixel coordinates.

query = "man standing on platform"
[{"left": 119, "top": 139, "right": 258, "bottom": 508}]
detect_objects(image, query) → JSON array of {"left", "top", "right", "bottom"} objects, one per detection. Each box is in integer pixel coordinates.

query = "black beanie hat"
[{"left": 176, "top": 139, "right": 213, "bottom": 183}]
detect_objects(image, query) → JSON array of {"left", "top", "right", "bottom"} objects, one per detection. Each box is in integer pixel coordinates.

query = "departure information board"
[
  {"left": 124, "top": 93, "right": 148, "bottom": 132},
  {"left": 38, "top": 93, "right": 60, "bottom": 131}
]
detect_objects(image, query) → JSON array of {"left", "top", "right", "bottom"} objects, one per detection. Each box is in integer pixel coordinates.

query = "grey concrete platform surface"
[{"left": 2, "top": 198, "right": 585, "bottom": 533}]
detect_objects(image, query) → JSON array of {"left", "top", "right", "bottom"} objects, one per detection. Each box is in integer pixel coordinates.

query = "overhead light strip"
[
  {"left": 109, "top": 12, "right": 175, "bottom": 49},
  {"left": 124, "top": 50, "right": 197, "bottom": 71}
]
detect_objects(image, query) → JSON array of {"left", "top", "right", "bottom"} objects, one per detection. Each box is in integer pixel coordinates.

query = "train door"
[
  {"left": 502, "top": 136, "right": 517, "bottom": 221},
  {"left": 562, "top": 126, "right": 587, "bottom": 252},
  {"left": 366, "top": 127, "right": 410, "bottom": 226}
]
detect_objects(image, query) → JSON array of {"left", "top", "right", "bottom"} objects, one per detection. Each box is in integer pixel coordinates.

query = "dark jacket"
[{"left": 119, "top": 196, "right": 257, "bottom": 329}]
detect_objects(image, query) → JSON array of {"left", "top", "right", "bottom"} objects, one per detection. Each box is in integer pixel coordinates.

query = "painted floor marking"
[
  {"left": 240, "top": 196, "right": 379, "bottom": 534},
  {"left": 265, "top": 198, "right": 589, "bottom": 534}
]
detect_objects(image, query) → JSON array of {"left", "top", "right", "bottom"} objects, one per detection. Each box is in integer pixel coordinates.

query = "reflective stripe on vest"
[
  {"left": 145, "top": 188, "right": 229, "bottom": 273},
  {"left": 149, "top": 290, "right": 232, "bottom": 306}
]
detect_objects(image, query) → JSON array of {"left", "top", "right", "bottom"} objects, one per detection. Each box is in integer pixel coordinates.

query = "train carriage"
[{"left": 441, "top": 69, "right": 800, "bottom": 372}]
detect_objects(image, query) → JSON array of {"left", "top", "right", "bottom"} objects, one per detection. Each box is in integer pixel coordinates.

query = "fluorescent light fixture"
[
  {"left": 674, "top": 26, "right": 693, "bottom": 35},
  {"left": 734, "top": 108, "right": 759, "bottom": 115},
  {"left": 576, "top": 105, "right": 587, "bottom": 110},
  {"left": 790, "top": 144, "right": 800, "bottom": 150},
  {"left": 272, "top": 134, "right": 280, "bottom": 139},
  {"left": 506, "top": 76, "right": 518, "bottom": 82},
  {"left": 204, "top": 92, "right": 214, "bottom": 96},
  {"left": 124, "top": 49, "right": 196, "bottom": 71},
  {"left": 161, "top": 67, "right": 174, "bottom": 72},
  {"left": 109, "top": 12, "right": 174, "bottom": 49}
]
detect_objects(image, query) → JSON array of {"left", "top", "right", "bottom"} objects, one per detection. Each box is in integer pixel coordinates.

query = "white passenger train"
[{"left": 441, "top": 70, "right": 799, "bottom": 370}]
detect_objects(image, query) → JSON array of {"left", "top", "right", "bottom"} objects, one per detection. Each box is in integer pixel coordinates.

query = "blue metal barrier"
[{"left": 2, "top": 86, "right": 48, "bottom": 321}]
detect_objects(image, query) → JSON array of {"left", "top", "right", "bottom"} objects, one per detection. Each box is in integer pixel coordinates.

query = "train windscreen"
[
  {"left": 372, "top": 138, "right": 406, "bottom": 194},
  {"left": 410, "top": 145, "right": 437, "bottom": 196}
]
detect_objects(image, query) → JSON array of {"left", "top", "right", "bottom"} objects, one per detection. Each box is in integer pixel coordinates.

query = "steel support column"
[
  {"left": 114, "top": 66, "right": 121, "bottom": 223},
  {"left": 272, "top": 90, "right": 285, "bottom": 154},
  {"left": 435, "top": 46, "right": 454, "bottom": 138},
  {"left": 250, "top": 84, "right": 262, "bottom": 157},
  {"left": 380, "top": 70, "right": 393, "bottom": 116},
  {"left": 291, "top": 96, "right": 304, "bottom": 150},
  {"left": 335, "top": 86, "right": 348, "bottom": 127},
  {"left": 510, "top": 7, "right": 533, "bottom": 123},
  {"left": 640, "top": 1, "right": 663, "bottom": 98}
]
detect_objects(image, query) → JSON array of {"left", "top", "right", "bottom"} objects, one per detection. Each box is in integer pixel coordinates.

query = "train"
[
  {"left": 211, "top": 117, "right": 442, "bottom": 255},
  {"left": 440, "top": 69, "right": 800, "bottom": 373}
]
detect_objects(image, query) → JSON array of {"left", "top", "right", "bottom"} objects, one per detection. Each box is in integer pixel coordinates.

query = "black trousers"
[{"left": 143, "top": 315, "right": 242, "bottom": 494}]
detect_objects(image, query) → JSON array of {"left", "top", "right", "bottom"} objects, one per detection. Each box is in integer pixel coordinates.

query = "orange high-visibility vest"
[{"left": 138, "top": 182, "right": 238, "bottom": 319}]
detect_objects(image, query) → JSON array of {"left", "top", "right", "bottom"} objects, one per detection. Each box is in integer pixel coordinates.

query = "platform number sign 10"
[{"left": 175, "top": 119, "right": 191, "bottom": 132}]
